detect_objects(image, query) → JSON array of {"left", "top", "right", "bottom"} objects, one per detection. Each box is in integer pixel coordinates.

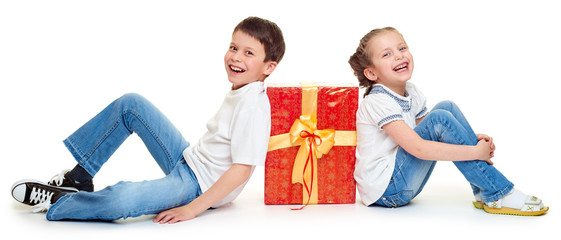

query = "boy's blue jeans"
[
  {"left": 373, "top": 101, "right": 513, "bottom": 208},
  {"left": 46, "top": 93, "right": 201, "bottom": 221}
]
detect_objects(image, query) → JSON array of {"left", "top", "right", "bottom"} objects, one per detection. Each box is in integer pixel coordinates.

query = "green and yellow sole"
[{"left": 472, "top": 201, "right": 549, "bottom": 216}]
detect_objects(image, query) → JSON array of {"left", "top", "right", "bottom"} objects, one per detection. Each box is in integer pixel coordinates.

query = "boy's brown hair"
[{"left": 234, "top": 17, "right": 285, "bottom": 63}]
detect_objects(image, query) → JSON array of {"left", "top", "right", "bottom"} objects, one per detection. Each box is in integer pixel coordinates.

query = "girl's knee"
[
  {"left": 426, "top": 109, "right": 454, "bottom": 121},
  {"left": 433, "top": 100, "right": 457, "bottom": 111}
]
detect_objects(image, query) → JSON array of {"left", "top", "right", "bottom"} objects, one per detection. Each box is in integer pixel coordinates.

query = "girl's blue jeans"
[
  {"left": 46, "top": 93, "right": 201, "bottom": 221},
  {"left": 373, "top": 101, "right": 513, "bottom": 208}
]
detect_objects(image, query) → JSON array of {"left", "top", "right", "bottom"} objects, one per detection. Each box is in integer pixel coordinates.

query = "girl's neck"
[{"left": 379, "top": 82, "right": 407, "bottom": 97}]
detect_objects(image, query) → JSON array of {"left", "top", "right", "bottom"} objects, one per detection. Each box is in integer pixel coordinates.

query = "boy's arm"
[
  {"left": 383, "top": 120, "right": 494, "bottom": 164},
  {"left": 153, "top": 163, "right": 253, "bottom": 224}
]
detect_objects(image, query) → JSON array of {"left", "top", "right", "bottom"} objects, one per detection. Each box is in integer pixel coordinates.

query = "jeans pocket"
[{"left": 378, "top": 190, "right": 414, "bottom": 208}]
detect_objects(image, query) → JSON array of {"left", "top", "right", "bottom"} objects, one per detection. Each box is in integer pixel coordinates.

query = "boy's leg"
[
  {"left": 12, "top": 93, "right": 198, "bottom": 220},
  {"left": 62, "top": 93, "right": 189, "bottom": 177},
  {"left": 46, "top": 161, "right": 201, "bottom": 221}
]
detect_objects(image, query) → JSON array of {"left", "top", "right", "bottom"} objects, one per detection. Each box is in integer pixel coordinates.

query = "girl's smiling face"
[
  {"left": 224, "top": 31, "right": 276, "bottom": 90},
  {"left": 363, "top": 30, "right": 414, "bottom": 95}
]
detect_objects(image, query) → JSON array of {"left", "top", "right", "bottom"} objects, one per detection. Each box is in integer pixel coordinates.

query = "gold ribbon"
[{"left": 267, "top": 83, "right": 357, "bottom": 205}]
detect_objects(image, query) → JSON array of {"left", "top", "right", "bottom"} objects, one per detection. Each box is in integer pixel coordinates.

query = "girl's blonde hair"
[{"left": 348, "top": 27, "right": 402, "bottom": 97}]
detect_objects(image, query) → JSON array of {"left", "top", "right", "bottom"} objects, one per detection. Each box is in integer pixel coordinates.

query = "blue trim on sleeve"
[
  {"left": 378, "top": 114, "right": 404, "bottom": 127},
  {"left": 416, "top": 107, "right": 428, "bottom": 119}
]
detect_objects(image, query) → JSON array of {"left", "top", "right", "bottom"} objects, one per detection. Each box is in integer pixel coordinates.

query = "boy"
[{"left": 11, "top": 16, "right": 285, "bottom": 224}]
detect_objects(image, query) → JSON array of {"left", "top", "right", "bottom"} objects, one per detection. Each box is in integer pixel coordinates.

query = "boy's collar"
[{"left": 232, "top": 81, "right": 265, "bottom": 91}]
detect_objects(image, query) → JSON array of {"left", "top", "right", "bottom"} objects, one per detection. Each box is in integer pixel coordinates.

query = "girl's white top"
[
  {"left": 183, "top": 81, "right": 271, "bottom": 208},
  {"left": 354, "top": 82, "right": 428, "bottom": 205}
]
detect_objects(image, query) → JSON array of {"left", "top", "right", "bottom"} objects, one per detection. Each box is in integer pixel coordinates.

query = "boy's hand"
[
  {"left": 476, "top": 133, "right": 495, "bottom": 158},
  {"left": 152, "top": 164, "right": 253, "bottom": 224},
  {"left": 153, "top": 205, "right": 197, "bottom": 224}
]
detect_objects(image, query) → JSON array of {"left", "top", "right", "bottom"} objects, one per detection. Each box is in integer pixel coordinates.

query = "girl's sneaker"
[
  {"left": 11, "top": 180, "right": 78, "bottom": 212},
  {"left": 47, "top": 169, "right": 94, "bottom": 192}
]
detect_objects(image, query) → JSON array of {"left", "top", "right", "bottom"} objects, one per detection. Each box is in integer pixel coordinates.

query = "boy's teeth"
[{"left": 230, "top": 66, "right": 245, "bottom": 72}]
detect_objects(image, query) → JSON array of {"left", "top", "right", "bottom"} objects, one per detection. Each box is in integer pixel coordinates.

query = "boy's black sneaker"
[
  {"left": 48, "top": 169, "right": 94, "bottom": 192},
  {"left": 11, "top": 180, "right": 78, "bottom": 212}
]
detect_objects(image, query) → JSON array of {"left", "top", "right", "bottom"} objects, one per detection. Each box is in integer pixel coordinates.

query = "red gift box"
[{"left": 265, "top": 83, "right": 358, "bottom": 205}]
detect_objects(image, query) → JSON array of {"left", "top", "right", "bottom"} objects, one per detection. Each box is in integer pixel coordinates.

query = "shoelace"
[
  {"left": 29, "top": 187, "right": 54, "bottom": 213},
  {"left": 48, "top": 169, "right": 70, "bottom": 186}
]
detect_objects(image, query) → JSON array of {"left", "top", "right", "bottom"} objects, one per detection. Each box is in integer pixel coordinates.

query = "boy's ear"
[
  {"left": 364, "top": 67, "right": 377, "bottom": 81},
  {"left": 263, "top": 61, "right": 278, "bottom": 75}
]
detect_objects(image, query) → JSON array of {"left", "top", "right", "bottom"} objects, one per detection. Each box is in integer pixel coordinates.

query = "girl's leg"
[
  {"left": 46, "top": 161, "right": 201, "bottom": 221},
  {"left": 373, "top": 148, "right": 436, "bottom": 207},
  {"left": 431, "top": 101, "right": 481, "bottom": 195},
  {"left": 431, "top": 101, "right": 475, "bottom": 136},
  {"left": 416, "top": 101, "right": 513, "bottom": 202},
  {"left": 435, "top": 102, "right": 547, "bottom": 215},
  {"left": 63, "top": 93, "right": 189, "bottom": 176},
  {"left": 374, "top": 101, "right": 513, "bottom": 207}
]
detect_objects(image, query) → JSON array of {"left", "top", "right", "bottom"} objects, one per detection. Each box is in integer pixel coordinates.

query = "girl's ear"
[{"left": 363, "top": 67, "right": 378, "bottom": 81}]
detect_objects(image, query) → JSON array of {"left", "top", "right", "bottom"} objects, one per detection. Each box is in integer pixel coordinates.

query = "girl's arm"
[
  {"left": 383, "top": 120, "right": 494, "bottom": 164},
  {"left": 153, "top": 163, "right": 253, "bottom": 224},
  {"left": 417, "top": 116, "right": 496, "bottom": 158}
]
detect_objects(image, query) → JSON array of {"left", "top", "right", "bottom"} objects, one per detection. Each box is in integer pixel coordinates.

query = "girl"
[{"left": 349, "top": 27, "right": 548, "bottom": 216}]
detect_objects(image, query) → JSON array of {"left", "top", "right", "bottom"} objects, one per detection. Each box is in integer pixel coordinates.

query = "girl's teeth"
[{"left": 394, "top": 63, "right": 407, "bottom": 71}]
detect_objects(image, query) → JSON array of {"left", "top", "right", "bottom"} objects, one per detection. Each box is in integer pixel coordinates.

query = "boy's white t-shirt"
[
  {"left": 183, "top": 81, "right": 271, "bottom": 208},
  {"left": 354, "top": 82, "right": 428, "bottom": 206}
]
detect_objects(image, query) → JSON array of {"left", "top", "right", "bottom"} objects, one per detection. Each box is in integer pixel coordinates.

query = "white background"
[{"left": 1, "top": 0, "right": 559, "bottom": 239}]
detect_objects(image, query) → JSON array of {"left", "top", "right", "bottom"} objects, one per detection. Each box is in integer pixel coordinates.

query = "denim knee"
[
  {"left": 425, "top": 109, "right": 455, "bottom": 124},
  {"left": 117, "top": 93, "right": 148, "bottom": 107},
  {"left": 433, "top": 100, "right": 457, "bottom": 112}
]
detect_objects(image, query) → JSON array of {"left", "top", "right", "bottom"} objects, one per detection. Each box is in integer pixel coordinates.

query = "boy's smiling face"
[{"left": 224, "top": 31, "right": 277, "bottom": 90}]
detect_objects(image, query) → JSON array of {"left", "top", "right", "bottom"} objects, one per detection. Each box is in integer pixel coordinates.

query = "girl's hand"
[
  {"left": 476, "top": 134, "right": 495, "bottom": 158},
  {"left": 475, "top": 139, "right": 494, "bottom": 165},
  {"left": 153, "top": 205, "right": 197, "bottom": 224}
]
